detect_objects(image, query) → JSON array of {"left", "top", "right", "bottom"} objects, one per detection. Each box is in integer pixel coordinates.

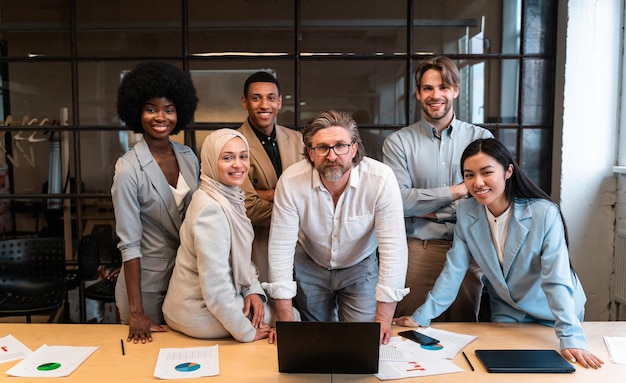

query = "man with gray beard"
[{"left": 263, "top": 110, "right": 409, "bottom": 345}]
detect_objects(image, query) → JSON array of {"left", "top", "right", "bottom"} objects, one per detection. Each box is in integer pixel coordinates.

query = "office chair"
[
  {"left": 82, "top": 241, "right": 120, "bottom": 323},
  {"left": 65, "top": 232, "right": 101, "bottom": 323},
  {"left": 0, "top": 237, "right": 66, "bottom": 323}
]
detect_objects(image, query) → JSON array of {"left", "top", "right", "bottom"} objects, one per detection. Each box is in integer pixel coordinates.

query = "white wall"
[{"left": 554, "top": 0, "right": 622, "bottom": 320}]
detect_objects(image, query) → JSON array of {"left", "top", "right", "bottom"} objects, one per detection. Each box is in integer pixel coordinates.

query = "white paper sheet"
[
  {"left": 380, "top": 344, "right": 411, "bottom": 361},
  {"left": 376, "top": 357, "right": 463, "bottom": 380},
  {"left": 375, "top": 328, "right": 476, "bottom": 379},
  {"left": 6, "top": 344, "right": 99, "bottom": 377},
  {"left": 604, "top": 336, "right": 626, "bottom": 364},
  {"left": 153, "top": 345, "right": 219, "bottom": 379},
  {"left": 0, "top": 334, "right": 32, "bottom": 364}
]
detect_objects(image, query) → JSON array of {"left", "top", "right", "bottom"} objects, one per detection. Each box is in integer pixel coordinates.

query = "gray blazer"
[{"left": 112, "top": 138, "right": 199, "bottom": 299}]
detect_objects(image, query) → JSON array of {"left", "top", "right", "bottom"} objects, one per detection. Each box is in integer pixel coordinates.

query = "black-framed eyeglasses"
[{"left": 310, "top": 142, "right": 354, "bottom": 157}]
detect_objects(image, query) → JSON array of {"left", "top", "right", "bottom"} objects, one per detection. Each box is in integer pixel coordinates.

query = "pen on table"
[
  {"left": 121, "top": 339, "right": 125, "bottom": 356},
  {"left": 462, "top": 351, "right": 474, "bottom": 371}
]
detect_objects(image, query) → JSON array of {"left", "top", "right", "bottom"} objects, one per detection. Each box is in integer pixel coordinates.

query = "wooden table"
[{"left": 1, "top": 322, "right": 624, "bottom": 382}]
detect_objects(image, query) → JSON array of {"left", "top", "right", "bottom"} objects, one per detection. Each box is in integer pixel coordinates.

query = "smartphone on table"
[{"left": 398, "top": 330, "right": 439, "bottom": 345}]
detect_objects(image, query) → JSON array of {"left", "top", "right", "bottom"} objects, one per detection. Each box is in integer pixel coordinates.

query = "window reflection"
[
  {"left": 0, "top": 0, "right": 70, "bottom": 57},
  {"left": 522, "top": 128, "right": 551, "bottom": 191},
  {"left": 300, "top": 60, "right": 407, "bottom": 125},
  {"left": 301, "top": 0, "right": 406, "bottom": 55},
  {"left": 189, "top": 0, "right": 294, "bottom": 55},
  {"left": 76, "top": 0, "right": 182, "bottom": 57},
  {"left": 0, "top": 0, "right": 559, "bottom": 237},
  {"left": 522, "top": 59, "right": 554, "bottom": 126}
]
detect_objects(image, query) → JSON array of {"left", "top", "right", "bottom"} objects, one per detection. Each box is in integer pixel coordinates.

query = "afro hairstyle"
[{"left": 116, "top": 61, "right": 199, "bottom": 134}]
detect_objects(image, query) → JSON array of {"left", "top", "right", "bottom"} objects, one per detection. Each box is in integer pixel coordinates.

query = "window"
[{"left": 0, "top": 0, "right": 558, "bottom": 242}]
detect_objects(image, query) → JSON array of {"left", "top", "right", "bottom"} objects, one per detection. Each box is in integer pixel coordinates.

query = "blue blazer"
[{"left": 413, "top": 197, "right": 587, "bottom": 350}]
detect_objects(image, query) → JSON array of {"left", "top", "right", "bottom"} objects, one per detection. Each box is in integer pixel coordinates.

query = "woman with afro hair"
[{"left": 112, "top": 61, "right": 199, "bottom": 344}]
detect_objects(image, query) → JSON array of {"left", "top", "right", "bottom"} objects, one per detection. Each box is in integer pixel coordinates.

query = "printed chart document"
[
  {"left": 604, "top": 336, "right": 626, "bottom": 364},
  {"left": 380, "top": 337, "right": 412, "bottom": 361},
  {"left": 0, "top": 334, "right": 32, "bottom": 364},
  {"left": 6, "top": 344, "right": 98, "bottom": 377},
  {"left": 376, "top": 328, "right": 476, "bottom": 380},
  {"left": 376, "top": 358, "right": 463, "bottom": 380},
  {"left": 154, "top": 345, "right": 219, "bottom": 379}
]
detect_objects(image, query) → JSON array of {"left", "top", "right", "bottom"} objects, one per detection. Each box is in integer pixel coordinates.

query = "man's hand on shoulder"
[{"left": 450, "top": 182, "right": 468, "bottom": 200}]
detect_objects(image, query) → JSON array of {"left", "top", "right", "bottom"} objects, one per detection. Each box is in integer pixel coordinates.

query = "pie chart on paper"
[
  {"left": 37, "top": 362, "right": 61, "bottom": 371},
  {"left": 175, "top": 362, "right": 201, "bottom": 372}
]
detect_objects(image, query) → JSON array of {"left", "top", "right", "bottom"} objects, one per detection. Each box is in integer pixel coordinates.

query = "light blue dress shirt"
[{"left": 382, "top": 117, "right": 493, "bottom": 240}]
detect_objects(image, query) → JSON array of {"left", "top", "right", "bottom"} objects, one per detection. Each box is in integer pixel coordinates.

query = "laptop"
[
  {"left": 475, "top": 349, "right": 576, "bottom": 373},
  {"left": 276, "top": 321, "right": 380, "bottom": 374}
]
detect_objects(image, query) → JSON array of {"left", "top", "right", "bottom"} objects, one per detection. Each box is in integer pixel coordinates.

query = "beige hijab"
[{"left": 199, "top": 129, "right": 256, "bottom": 293}]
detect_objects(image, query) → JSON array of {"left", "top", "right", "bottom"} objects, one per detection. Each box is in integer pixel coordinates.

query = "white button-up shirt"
[{"left": 264, "top": 158, "right": 409, "bottom": 303}]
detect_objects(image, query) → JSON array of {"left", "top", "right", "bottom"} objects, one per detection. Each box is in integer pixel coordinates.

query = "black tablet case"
[{"left": 475, "top": 349, "right": 576, "bottom": 373}]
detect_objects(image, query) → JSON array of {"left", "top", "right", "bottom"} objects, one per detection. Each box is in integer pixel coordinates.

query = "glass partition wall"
[{"left": 0, "top": 0, "right": 557, "bottom": 250}]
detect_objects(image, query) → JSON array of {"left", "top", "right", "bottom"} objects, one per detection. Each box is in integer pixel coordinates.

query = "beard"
[
  {"left": 317, "top": 161, "right": 351, "bottom": 182},
  {"left": 420, "top": 99, "right": 453, "bottom": 121}
]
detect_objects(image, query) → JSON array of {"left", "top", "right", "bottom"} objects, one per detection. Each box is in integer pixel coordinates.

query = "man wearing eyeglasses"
[{"left": 263, "top": 110, "right": 408, "bottom": 344}]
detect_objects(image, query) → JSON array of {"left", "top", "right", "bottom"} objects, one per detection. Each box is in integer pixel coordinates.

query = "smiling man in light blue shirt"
[{"left": 383, "top": 56, "right": 493, "bottom": 321}]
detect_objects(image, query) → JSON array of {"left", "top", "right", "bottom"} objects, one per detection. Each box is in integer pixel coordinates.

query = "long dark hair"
[{"left": 461, "top": 138, "right": 570, "bottom": 247}]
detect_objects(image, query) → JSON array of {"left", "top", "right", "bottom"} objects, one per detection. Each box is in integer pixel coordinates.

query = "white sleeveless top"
[{"left": 169, "top": 172, "right": 191, "bottom": 217}]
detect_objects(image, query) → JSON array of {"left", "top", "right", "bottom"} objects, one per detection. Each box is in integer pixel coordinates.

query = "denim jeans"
[{"left": 293, "top": 247, "right": 378, "bottom": 322}]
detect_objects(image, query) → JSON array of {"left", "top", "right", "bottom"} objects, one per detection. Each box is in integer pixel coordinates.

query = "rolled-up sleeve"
[
  {"left": 264, "top": 175, "right": 299, "bottom": 299},
  {"left": 374, "top": 168, "right": 409, "bottom": 302}
]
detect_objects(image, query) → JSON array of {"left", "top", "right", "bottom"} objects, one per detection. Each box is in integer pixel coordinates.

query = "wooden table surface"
[{"left": 1, "top": 321, "right": 624, "bottom": 382}]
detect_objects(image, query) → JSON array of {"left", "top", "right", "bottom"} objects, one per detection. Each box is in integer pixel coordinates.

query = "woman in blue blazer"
[
  {"left": 394, "top": 138, "right": 603, "bottom": 369},
  {"left": 112, "top": 61, "right": 199, "bottom": 344}
]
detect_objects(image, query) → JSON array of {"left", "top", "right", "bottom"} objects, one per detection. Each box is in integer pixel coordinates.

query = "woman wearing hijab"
[{"left": 163, "top": 129, "right": 271, "bottom": 342}]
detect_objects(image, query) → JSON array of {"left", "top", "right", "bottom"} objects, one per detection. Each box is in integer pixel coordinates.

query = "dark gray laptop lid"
[
  {"left": 475, "top": 349, "right": 576, "bottom": 373},
  {"left": 276, "top": 321, "right": 380, "bottom": 374}
]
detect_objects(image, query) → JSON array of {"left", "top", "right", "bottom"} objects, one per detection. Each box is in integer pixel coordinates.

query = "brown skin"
[
  {"left": 123, "top": 259, "right": 167, "bottom": 343},
  {"left": 241, "top": 81, "right": 283, "bottom": 201},
  {"left": 242, "top": 82, "right": 282, "bottom": 136},
  {"left": 124, "top": 97, "right": 179, "bottom": 344}
]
